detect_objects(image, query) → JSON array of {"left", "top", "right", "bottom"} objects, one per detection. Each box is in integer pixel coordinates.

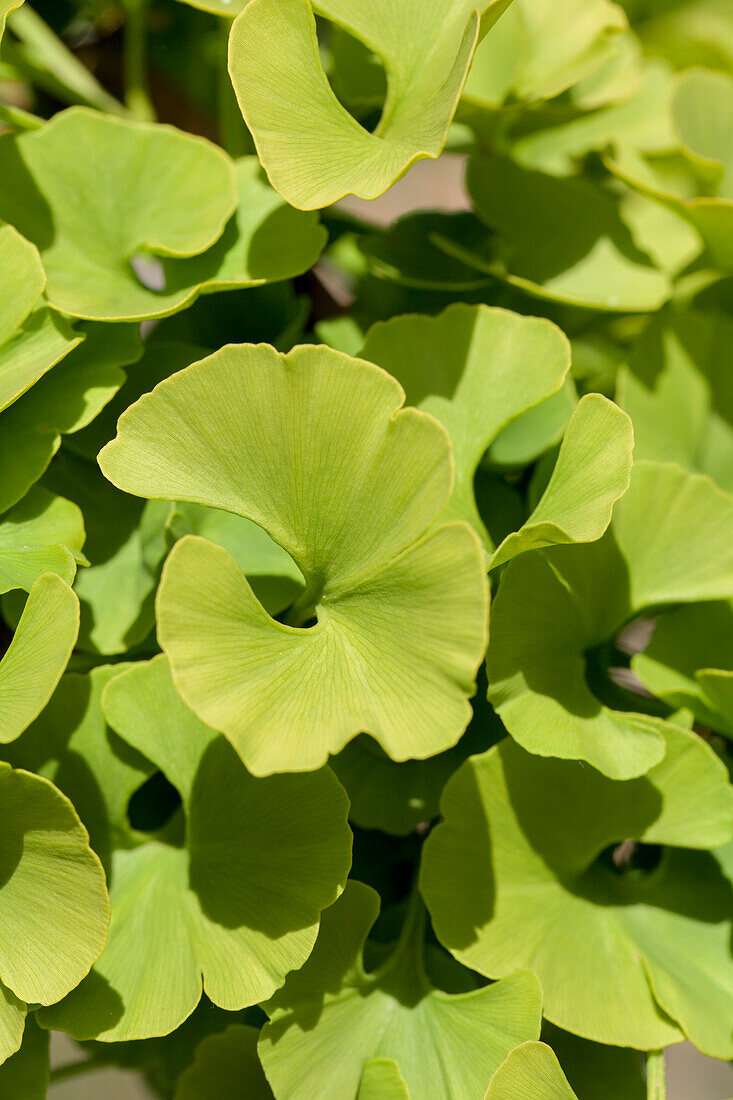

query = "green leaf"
[
  {"left": 0, "top": 1016, "right": 49, "bottom": 1099},
  {"left": 174, "top": 1025, "right": 272, "bottom": 1100},
  {"left": 617, "top": 310, "right": 733, "bottom": 493},
  {"left": 420, "top": 725, "right": 733, "bottom": 1053},
  {"left": 40, "top": 656, "right": 352, "bottom": 1041},
  {"left": 0, "top": 321, "right": 142, "bottom": 514},
  {"left": 359, "top": 303, "right": 571, "bottom": 545},
  {"left": 0, "top": 225, "right": 82, "bottom": 415},
  {"left": 0, "top": 763, "right": 109, "bottom": 1063},
  {"left": 0, "top": 574, "right": 79, "bottom": 745},
  {"left": 2, "top": 665, "right": 150, "bottom": 874},
  {"left": 633, "top": 601, "right": 733, "bottom": 738},
  {"left": 488, "top": 394, "right": 633, "bottom": 569},
  {"left": 358, "top": 1060, "right": 411, "bottom": 1100},
  {"left": 609, "top": 69, "right": 733, "bottom": 269},
  {"left": 487, "top": 461, "right": 733, "bottom": 777},
  {"left": 511, "top": 62, "right": 677, "bottom": 178},
  {"left": 0, "top": 108, "right": 237, "bottom": 321},
  {"left": 228, "top": 0, "right": 512, "bottom": 210},
  {"left": 360, "top": 212, "right": 496, "bottom": 292},
  {"left": 0, "top": 486, "right": 84, "bottom": 594},
  {"left": 99, "top": 343, "right": 489, "bottom": 775},
  {"left": 41, "top": 448, "right": 170, "bottom": 655},
  {"left": 484, "top": 1042, "right": 578, "bottom": 1099},
  {"left": 487, "top": 379, "right": 577, "bottom": 468},
  {"left": 462, "top": 0, "right": 626, "bottom": 109},
  {"left": 0, "top": 0, "right": 23, "bottom": 44},
  {"left": 259, "top": 881, "right": 542, "bottom": 1100},
  {"left": 464, "top": 153, "right": 671, "bottom": 310}
]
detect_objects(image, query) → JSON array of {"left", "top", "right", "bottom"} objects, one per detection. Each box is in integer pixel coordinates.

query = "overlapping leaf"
[
  {"left": 0, "top": 486, "right": 84, "bottom": 593},
  {"left": 484, "top": 1043, "right": 579, "bottom": 1099},
  {"left": 461, "top": 153, "right": 671, "bottom": 310},
  {"left": 421, "top": 726, "right": 733, "bottom": 1053},
  {"left": 259, "top": 880, "right": 542, "bottom": 1100},
  {"left": 610, "top": 68, "right": 733, "bottom": 269},
  {"left": 461, "top": 0, "right": 627, "bottom": 109},
  {"left": 618, "top": 310, "right": 733, "bottom": 493},
  {"left": 0, "top": 763, "right": 109, "bottom": 1063},
  {"left": 488, "top": 461, "right": 733, "bottom": 777},
  {"left": 0, "top": 225, "right": 81, "bottom": 414},
  {"left": 0, "top": 322, "right": 143, "bottom": 514},
  {"left": 39, "top": 656, "right": 352, "bottom": 1041},
  {"left": 0, "top": 112, "right": 324, "bottom": 322},
  {"left": 0, "top": 574, "right": 79, "bottom": 745},
  {"left": 228, "top": 0, "right": 512, "bottom": 209},
  {"left": 633, "top": 601, "right": 733, "bottom": 738},
  {"left": 359, "top": 304, "right": 570, "bottom": 544},
  {"left": 99, "top": 343, "right": 489, "bottom": 775}
]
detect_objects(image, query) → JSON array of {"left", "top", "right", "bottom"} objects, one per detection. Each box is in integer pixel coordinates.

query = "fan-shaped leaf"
[
  {"left": 488, "top": 461, "right": 733, "bottom": 777},
  {"left": 484, "top": 1043, "right": 578, "bottom": 1099},
  {"left": 174, "top": 1025, "right": 272, "bottom": 1100},
  {"left": 359, "top": 304, "right": 571, "bottom": 544},
  {"left": 421, "top": 726, "right": 733, "bottom": 1052},
  {"left": 0, "top": 486, "right": 84, "bottom": 594},
  {"left": 259, "top": 880, "right": 542, "bottom": 1100},
  {"left": 40, "top": 656, "right": 352, "bottom": 1041},
  {"left": 99, "top": 343, "right": 489, "bottom": 775},
  {"left": 0, "top": 763, "right": 109, "bottom": 1063},
  {"left": 228, "top": 0, "right": 512, "bottom": 209},
  {"left": 0, "top": 574, "right": 79, "bottom": 744}
]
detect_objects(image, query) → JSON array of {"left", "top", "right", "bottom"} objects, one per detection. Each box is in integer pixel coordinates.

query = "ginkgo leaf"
[
  {"left": 360, "top": 213, "right": 496, "bottom": 293},
  {"left": 487, "top": 379, "right": 577, "bottom": 468},
  {"left": 39, "top": 656, "right": 352, "bottom": 1042},
  {"left": 258, "top": 880, "right": 542, "bottom": 1100},
  {"left": 484, "top": 1043, "right": 578, "bottom": 1099},
  {"left": 0, "top": 763, "right": 109, "bottom": 1064},
  {"left": 488, "top": 394, "right": 633, "bottom": 569},
  {"left": 0, "top": 225, "right": 82, "bottom": 415},
  {"left": 0, "top": 485, "right": 85, "bottom": 594},
  {"left": 99, "top": 343, "right": 489, "bottom": 776},
  {"left": 420, "top": 725, "right": 733, "bottom": 1053},
  {"left": 463, "top": 153, "right": 671, "bottom": 310},
  {"left": 487, "top": 461, "right": 733, "bottom": 778},
  {"left": 174, "top": 1026, "right": 273, "bottom": 1100},
  {"left": 0, "top": 574, "right": 79, "bottom": 744},
  {"left": 0, "top": 0, "right": 23, "bottom": 43},
  {"left": 608, "top": 69, "right": 733, "bottom": 269},
  {"left": 617, "top": 309, "right": 733, "bottom": 493},
  {"left": 358, "top": 1060, "right": 411, "bottom": 1100},
  {"left": 2, "top": 665, "right": 150, "bottom": 874},
  {"left": 359, "top": 304, "right": 571, "bottom": 544},
  {"left": 0, "top": 322, "right": 142, "bottom": 514},
  {"left": 40, "top": 448, "right": 171, "bottom": 655},
  {"left": 0, "top": 108, "right": 237, "bottom": 321},
  {"left": 510, "top": 61, "right": 677, "bottom": 178},
  {"left": 633, "top": 601, "right": 733, "bottom": 738},
  {"left": 461, "top": 0, "right": 626, "bottom": 109},
  {"left": 228, "top": 0, "right": 513, "bottom": 210}
]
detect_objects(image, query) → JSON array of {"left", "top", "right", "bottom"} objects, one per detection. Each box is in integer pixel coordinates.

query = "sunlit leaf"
[
  {"left": 40, "top": 656, "right": 352, "bottom": 1041},
  {"left": 421, "top": 725, "right": 733, "bottom": 1052},
  {"left": 0, "top": 763, "right": 109, "bottom": 1063},
  {"left": 359, "top": 303, "right": 571, "bottom": 544},
  {"left": 0, "top": 486, "right": 84, "bottom": 593},
  {"left": 488, "top": 460, "right": 733, "bottom": 777},
  {"left": 99, "top": 343, "right": 488, "bottom": 775},
  {"left": 484, "top": 1043, "right": 578, "bottom": 1099},
  {"left": 259, "top": 880, "right": 542, "bottom": 1100},
  {"left": 0, "top": 574, "right": 78, "bottom": 744},
  {"left": 228, "top": 0, "right": 513, "bottom": 209}
]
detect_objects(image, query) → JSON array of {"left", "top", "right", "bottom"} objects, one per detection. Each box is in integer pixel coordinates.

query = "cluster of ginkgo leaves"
[{"left": 0, "top": 0, "right": 732, "bottom": 1096}]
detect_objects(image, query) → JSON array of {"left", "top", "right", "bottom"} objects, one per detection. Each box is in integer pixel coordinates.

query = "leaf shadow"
[{"left": 0, "top": 137, "right": 55, "bottom": 251}]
